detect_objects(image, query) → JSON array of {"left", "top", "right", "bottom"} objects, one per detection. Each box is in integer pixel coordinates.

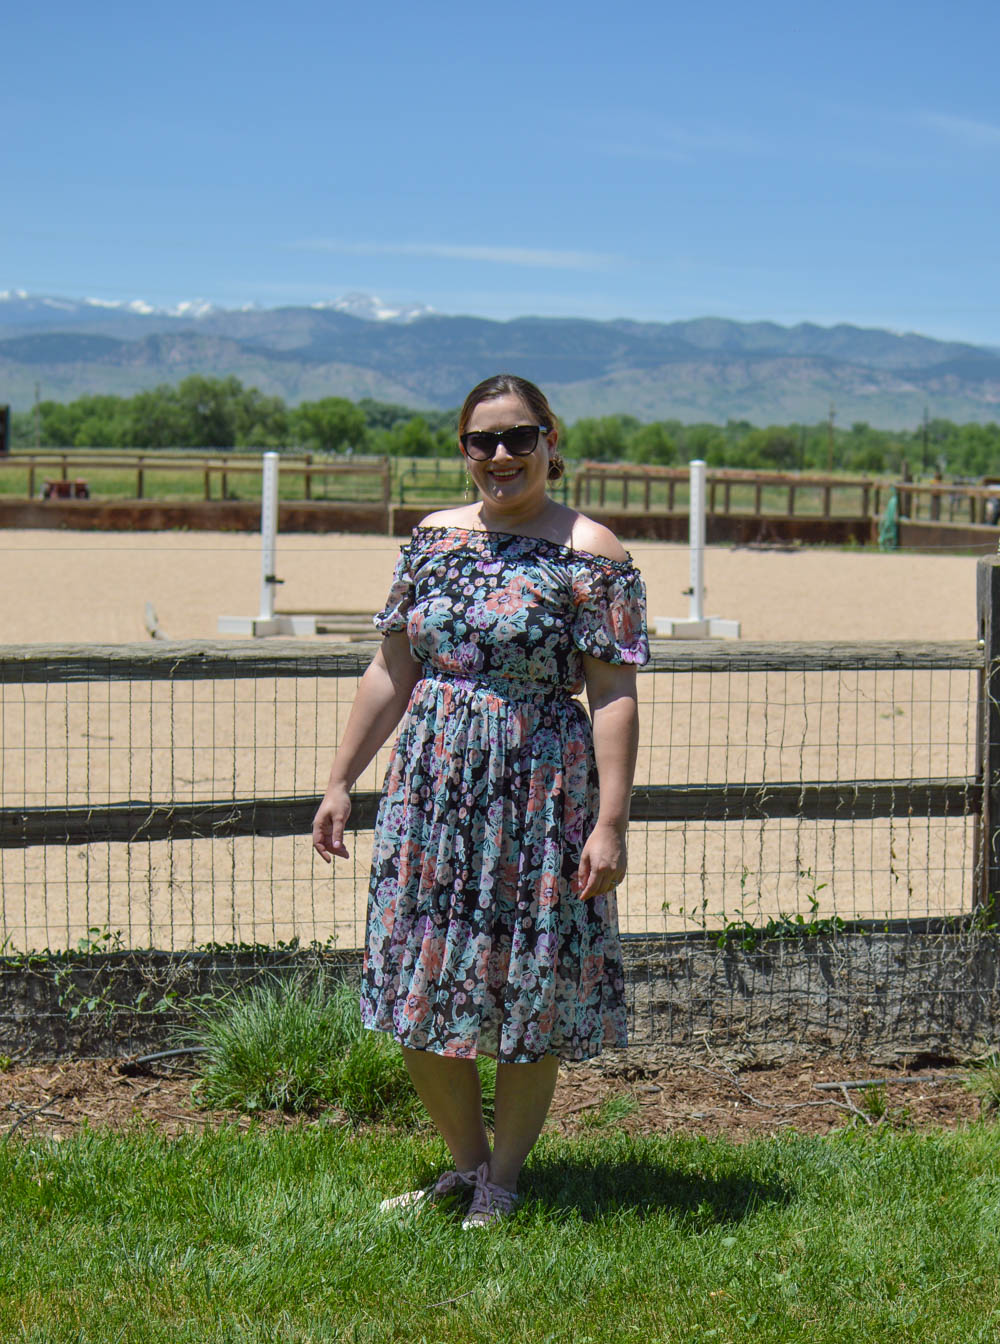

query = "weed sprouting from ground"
[
  {"left": 965, "top": 1050, "right": 1000, "bottom": 1117},
  {"left": 579, "top": 1093, "right": 640, "bottom": 1128}
]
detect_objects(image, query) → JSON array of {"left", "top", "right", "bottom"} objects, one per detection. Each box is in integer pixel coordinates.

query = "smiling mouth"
[{"left": 489, "top": 467, "right": 521, "bottom": 480}]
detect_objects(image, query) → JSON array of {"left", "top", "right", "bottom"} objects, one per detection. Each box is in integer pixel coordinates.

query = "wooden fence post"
[{"left": 975, "top": 557, "right": 1000, "bottom": 920}]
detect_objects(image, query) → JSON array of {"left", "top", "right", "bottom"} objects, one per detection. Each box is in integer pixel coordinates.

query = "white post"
[
  {"left": 259, "top": 451, "right": 279, "bottom": 622},
  {"left": 219, "top": 449, "right": 320, "bottom": 635},
  {"left": 652, "top": 457, "right": 740, "bottom": 639},
  {"left": 688, "top": 458, "right": 706, "bottom": 623}
]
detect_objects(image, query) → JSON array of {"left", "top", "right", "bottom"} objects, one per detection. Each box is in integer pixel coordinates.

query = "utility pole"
[
  {"left": 826, "top": 404, "right": 835, "bottom": 474},
  {"left": 921, "top": 406, "right": 929, "bottom": 474}
]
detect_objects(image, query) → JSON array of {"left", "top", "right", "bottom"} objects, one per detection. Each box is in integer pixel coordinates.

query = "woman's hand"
[
  {"left": 575, "top": 820, "right": 627, "bottom": 900},
  {"left": 312, "top": 782, "right": 352, "bottom": 863}
]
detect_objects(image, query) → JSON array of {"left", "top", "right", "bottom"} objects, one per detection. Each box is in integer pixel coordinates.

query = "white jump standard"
[
  {"left": 654, "top": 459, "right": 740, "bottom": 640},
  {"left": 218, "top": 451, "right": 319, "bottom": 637}
]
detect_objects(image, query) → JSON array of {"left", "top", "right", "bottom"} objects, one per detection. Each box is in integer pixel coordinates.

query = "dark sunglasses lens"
[
  {"left": 463, "top": 433, "right": 497, "bottom": 460},
  {"left": 463, "top": 426, "right": 540, "bottom": 459},
  {"left": 504, "top": 426, "right": 541, "bottom": 455}
]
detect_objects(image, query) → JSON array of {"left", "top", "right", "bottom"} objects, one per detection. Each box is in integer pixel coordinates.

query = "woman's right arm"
[{"left": 312, "top": 631, "right": 422, "bottom": 862}]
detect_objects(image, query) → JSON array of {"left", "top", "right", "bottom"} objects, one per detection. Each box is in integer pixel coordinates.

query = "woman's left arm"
[{"left": 577, "top": 655, "right": 639, "bottom": 901}]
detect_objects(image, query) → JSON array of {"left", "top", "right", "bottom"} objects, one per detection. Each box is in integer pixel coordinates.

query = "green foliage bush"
[
  {"left": 183, "top": 973, "right": 497, "bottom": 1125},
  {"left": 184, "top": 974, "right": 415, "bottom": 1119}
]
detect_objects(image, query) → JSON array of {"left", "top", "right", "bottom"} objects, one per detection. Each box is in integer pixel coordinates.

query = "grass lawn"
[{"left": 3, "top": 1123, "right": 999, "bottom": 1343}]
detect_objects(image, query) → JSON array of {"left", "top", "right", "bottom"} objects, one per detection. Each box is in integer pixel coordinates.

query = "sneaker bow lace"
[{"left": 461, "top": 1162, "right": 520, "bottom": 1228}]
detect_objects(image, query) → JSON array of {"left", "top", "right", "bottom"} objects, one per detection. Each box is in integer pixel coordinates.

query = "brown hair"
[{"left": 457, "top": 373, "right": 558, "bottom": 438}]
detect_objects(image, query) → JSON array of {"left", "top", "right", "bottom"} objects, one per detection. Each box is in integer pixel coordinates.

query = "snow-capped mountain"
[
  {"left": 0, "top": 290, "right": 431, "bottom": 329},
  {"left": 310, "top": 292, "right": 434, "bottom": 323}
]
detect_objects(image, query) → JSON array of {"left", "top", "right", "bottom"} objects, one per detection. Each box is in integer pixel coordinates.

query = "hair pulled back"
[
  {"left": 458, "top": 374, "right": 564, "bottom": 481},
  {"left": 458, "top": 374, "right": 557, "bottom": 438}
]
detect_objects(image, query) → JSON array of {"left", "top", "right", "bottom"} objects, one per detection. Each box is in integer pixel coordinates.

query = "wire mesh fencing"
[{"left": 0, "top": 628, "right": 995, "bottom": 1059}]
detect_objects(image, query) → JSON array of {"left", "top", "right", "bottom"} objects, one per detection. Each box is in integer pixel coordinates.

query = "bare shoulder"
[
  {"left": 418, "top": 504, "right": 479, "bottom": 528},
  {"left": 569, "top": 512, "right": 630, "bottom": 563}
]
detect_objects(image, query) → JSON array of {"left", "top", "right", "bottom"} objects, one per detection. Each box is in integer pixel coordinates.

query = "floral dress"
[{"left": 361, "top": 525, "right": 649, "bottom": 1063}]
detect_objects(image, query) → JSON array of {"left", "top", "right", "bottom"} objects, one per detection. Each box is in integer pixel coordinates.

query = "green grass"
[{"left": 2, "top": 1123, "right": 999, "bottom": 1341}]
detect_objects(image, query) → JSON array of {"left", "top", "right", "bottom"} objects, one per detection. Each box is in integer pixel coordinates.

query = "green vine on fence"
[{"left": 664, "top": 869, "right": 847, "bottom": 953}]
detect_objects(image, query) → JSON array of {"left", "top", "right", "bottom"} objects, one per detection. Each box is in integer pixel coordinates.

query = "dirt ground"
[
  {"left": 0, "top": 1053, "right": 983, "bottom": 1144},
  {"left": 1, "top": 528, "right": 985, "bottom": 644}
]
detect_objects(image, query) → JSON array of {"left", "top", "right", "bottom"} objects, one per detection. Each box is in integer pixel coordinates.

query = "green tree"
[
  {"left": 377, "top": 416, "right": 450, "bottom": 458},
  {"left": 292, "top": 397, "right": 369, "bottom": 453},
  {"left": 626, "top": 422, "right": 676, "bottom": 464},
  {"left": 563, "top": 415, "right": 640, "bottom": 461},
  {"left": 120, "top": 386, "right": 189, "bottom": 448},
  {"left": 173, "top": 375, "right": 247, "bottom": 447}
]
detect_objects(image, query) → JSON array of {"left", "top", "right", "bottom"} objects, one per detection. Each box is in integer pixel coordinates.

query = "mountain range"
[{"left": 2, "top": 290, "right": 1000, "bottom": 428}]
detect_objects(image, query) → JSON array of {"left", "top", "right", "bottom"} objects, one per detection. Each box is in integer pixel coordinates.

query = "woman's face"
[{"left": 461, "top": 392, "right": 557, "bottom": 516}]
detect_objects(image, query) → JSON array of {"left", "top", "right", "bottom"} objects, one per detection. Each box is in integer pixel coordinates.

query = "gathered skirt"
[{"left": 360, "top": 672, "right": 628, "bottom": 1063}]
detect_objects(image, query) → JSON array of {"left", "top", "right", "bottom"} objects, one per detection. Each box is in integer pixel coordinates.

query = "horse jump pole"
[{"left": 653, "top": 459, "right": 740, "bottom": 639}]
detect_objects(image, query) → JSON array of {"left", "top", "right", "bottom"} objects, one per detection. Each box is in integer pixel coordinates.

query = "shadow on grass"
[{"left": 524, "top": 1151, "right": 791, "bottom": 1226}]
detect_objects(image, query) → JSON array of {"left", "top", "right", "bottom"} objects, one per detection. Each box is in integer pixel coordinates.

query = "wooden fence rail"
[
  {"left": 0, "top": 451, "right": 391, "bottom": 503},
  {"left": 573, "top": 463, "right": 1000, "bottom": 525}
]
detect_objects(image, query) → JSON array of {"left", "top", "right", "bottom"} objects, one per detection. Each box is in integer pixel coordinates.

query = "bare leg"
[
  {"left": 401, "top": 1046, "right": 491, "bottom": 1172},
  {"left": 489, "top": 1054, "right": 560, "bottom": 1193}
]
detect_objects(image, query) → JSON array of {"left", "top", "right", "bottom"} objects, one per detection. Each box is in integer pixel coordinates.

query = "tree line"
[{"left": 9, "top": 376, "right": 1000, "bottom": 477}]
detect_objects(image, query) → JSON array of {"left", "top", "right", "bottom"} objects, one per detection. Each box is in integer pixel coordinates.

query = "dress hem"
[{"left": 363, "top": 1021, "right": 628, "bottom": 1066}]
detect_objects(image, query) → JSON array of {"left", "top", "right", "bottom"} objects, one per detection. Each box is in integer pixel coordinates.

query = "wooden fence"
[
  {"left": 0, "top": 451, "right": 391, "bottom": 503},
  {"left": 574, "top": 463, "right": 1000, "bottom": 526},
  {"left": 4, "top": 558, "right": 1000, "bottom": 1057}
]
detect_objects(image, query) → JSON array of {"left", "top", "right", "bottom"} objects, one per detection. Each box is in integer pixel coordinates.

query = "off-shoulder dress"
[{"left": 362, "top": 525, "right": 649, "bottom": 1063}]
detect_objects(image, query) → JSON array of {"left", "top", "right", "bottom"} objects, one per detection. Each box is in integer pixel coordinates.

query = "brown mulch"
[{"left": 0, "top": 1053, "right": 986, "bottom": 1143}]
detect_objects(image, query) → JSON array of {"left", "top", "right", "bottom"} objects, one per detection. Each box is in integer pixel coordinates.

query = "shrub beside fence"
[{"left": 3, "top": 560, "right": 1000, "bottom": 1061}]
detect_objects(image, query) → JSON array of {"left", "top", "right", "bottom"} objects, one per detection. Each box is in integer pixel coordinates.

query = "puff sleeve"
[
  {"left": 372, "top": 543, "right": 415, "bottom": 635},
  {"left": 571, "top": 560, "right": 650, "bottom": 666}
]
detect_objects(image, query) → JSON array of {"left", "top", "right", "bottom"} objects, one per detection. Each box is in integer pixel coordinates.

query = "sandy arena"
[
  {"left": 1, "top": 529, "right": 986, "bottom": 952},
  {"left": 1, "top": 529, "right": 982, "bottom": 644}
]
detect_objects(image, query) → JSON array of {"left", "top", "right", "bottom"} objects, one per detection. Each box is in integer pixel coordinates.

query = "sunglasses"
[{"left": 459, "top": 424, "right": 549, "bottom": 461}]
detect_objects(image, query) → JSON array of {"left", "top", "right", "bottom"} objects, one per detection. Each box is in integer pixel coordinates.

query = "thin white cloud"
[
  {"left": 595, "top": 129, "right": 763, "bottom": 164},
  {"left": 574, "top": 111, "right": 765, "bottom": 164},
  {"left": 288, "top": 239, "right": 620, "bottom": 271},
  {"left": 919, "top": 111, "right": 1000, "bottom": 149}
]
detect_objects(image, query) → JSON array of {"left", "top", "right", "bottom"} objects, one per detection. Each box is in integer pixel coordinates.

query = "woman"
[{"left": 313, "top": 374, "right": 648, "bottom": 1226}]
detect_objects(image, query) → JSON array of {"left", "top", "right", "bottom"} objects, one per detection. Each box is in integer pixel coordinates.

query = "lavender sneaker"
[
  {"left": 461, "top": 1163, "right": 521, "bottom": 1229},
  {"left": 379, "top": 1167, "right": 478, "bottom": 1214}
]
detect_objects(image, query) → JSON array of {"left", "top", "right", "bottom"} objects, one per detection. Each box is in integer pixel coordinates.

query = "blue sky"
[{"left": 5, "top": 0, "right": 1000, "bottom": 343}]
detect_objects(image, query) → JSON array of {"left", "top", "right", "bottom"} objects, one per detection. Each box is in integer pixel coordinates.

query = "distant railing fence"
[
  {"left": 5, "top": 452, "right": 1000, "bottom": 528},
  {"left": 573, "top": 463, "right": 1000, "bottom": 526},
  {"left": 0, "top": 451, "right": 390, "bottom": 503},
  {"left": 3, "top": 559, "right": 1000, "bottom": 1060}
]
